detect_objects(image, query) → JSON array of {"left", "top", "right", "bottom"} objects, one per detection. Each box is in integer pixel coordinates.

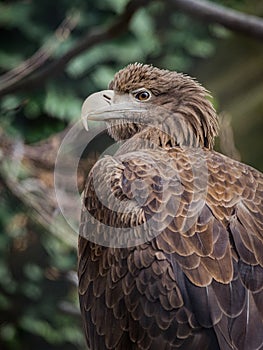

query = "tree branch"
[
  {"left": 0, "top": 0, "right": 151, "bottom": 97},
  {"left": 1, "top": 0, "right": 262, "bottom": 98},
  {"left": 170, "top": 0, "right": 263, "bottom": 39},
  {"left": 0, "top": 13, "right": 79, "bottom": 91},
  {"left": 0, "top": 127, "right": 105, "bottom": 247}
]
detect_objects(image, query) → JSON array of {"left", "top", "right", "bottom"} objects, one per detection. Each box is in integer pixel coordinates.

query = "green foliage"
[
  {"left": 0, "top": 193, "right": 84, "bottom": 349},
  {"left": 0, "top": 0, "right": 224, "bottom": 143},
  {"left": 0, "top": 0, "right": 262, "bottom": 349},
  {"left": 44, "top": 83, "right": 82, "bottom": 121}
]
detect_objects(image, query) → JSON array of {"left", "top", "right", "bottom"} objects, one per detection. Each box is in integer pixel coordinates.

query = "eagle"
[{"left": 78, "top": 63, "right": 263, "bottom": 350}]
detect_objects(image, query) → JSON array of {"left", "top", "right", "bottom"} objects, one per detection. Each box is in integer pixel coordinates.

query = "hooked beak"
[
  {"left": 81, "top": 90, "right": 114, "bottom": 131},
  {"left": 81, "top": 90, "right": 147, "bottom": 131}
]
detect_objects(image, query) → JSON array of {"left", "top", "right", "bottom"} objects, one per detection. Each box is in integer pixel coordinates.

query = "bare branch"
[
  {"left": 1, "top": 0, "right": 262, "bottom": 98},
  {"left": 0, "top": 13, "right": 80, "bottom": 91},
  {"left": 0, "top": 171, "right": 77, "bottom": 247},
  {"left": 0, "top": 0, "right": 151, "bottom": 97},
  {"left": 0, "top": 129, "right": 77, "bottom": 247},
  {"left": 170, "top": 0, "right": 263, "bottom": 39},
  {"left": 0, "top": 127, "right": 102, "bottom": 246}
]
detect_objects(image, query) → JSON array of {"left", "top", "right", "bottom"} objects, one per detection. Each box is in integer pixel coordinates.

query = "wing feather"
[{"left": 79, "top": 146, "right": 263, "bottom": 349}]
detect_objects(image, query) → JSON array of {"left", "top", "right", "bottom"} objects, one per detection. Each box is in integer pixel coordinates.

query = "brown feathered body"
[{"left": 78, "top": 64, "right": 263, "bottom": 349}]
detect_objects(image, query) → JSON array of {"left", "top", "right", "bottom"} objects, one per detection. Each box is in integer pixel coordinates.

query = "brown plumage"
[{"left": 78, "top": 63, "right": 263, "bottom": 349}]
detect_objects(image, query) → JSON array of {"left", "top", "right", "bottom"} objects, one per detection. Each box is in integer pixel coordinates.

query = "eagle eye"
[{"left": 133, "top": 89, "right": 151, "bottom": 102}]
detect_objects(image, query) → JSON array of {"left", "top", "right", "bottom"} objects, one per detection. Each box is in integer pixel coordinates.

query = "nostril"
[
  {"left": 103, "top": 94, "right": 112, "bottom": 105},
  {"left": 102, "top": 90, "right": 114, "bottom": 105},
  {"left": 103, "top": 94, "right": 111, "bottom": 101}
]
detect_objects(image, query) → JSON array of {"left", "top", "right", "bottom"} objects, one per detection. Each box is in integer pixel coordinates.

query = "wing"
[
  {"left": 154, "top": 148, "right": 263, "bottom": 349},
  {"left": 78, "top": 146, "right": 263, "bottom": 350}
]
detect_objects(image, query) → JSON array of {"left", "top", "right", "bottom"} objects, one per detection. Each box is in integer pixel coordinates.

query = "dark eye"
[{"left": 134, "top": 90, "right": 151, "bottom": 101}]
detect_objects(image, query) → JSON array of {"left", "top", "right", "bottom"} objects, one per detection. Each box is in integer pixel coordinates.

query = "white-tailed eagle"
[{"left": 78, "top": 63, "right": 263, "bottom": 350}]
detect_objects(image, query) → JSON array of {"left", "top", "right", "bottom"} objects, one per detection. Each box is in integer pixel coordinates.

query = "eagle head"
[{"left": 81, "top": 63, "right": 218, "bottom": 149}]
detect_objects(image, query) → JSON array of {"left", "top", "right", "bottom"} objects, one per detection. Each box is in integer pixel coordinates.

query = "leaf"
[
  {"left": 91, "top": 65, "right": 116, "bottom": 89},
  {"left": 100, "top": 0, "right": 129, "bottom": 14},
  {"left": 24, "top": 100, "right": 41, "bottom": 119},
  {"left": 23, "top": 264, "right": 43, "bottom": 282},
  {"left": 0, "top": 324, "right": 16, "bottom": 341},
  {"left": 21, "top": 282, "right": 42, "bottom": 300},
  {"left": 186, "top": 39, "right": 215, "bottom": 58},
  {"left": 130, "top": 8, "right": 160, "bottom": 55},
  {"left": 67, "top": 46, "right": 106, "bottom": 77},
  {"left": 44, "top": 84, "right": 82, "bottom": 120}
]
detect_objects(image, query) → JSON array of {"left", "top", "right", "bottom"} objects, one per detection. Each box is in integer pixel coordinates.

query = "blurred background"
[{"left": 0, "top": 0, "right": 262, "bottom": 349}]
